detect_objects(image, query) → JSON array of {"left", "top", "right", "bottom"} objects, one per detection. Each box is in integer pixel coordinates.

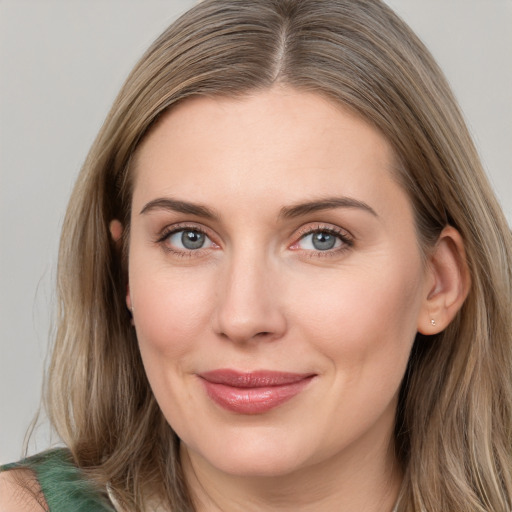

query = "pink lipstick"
[{"left": 199, "top": 369, "right": 315, "bottom": 414}]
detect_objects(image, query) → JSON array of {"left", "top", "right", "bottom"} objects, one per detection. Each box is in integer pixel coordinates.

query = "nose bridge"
[{"left": 213, "top": 243, "right": 286, "bottom": 343}]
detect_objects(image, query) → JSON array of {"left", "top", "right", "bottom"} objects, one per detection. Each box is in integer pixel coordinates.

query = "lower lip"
[{"left": 200, "top": 377, "right": 314, "bottom": 414}]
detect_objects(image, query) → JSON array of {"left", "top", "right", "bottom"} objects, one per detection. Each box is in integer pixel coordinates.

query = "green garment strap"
[{"left": 1, "top": 448, "right": 115, "bottom": 511}]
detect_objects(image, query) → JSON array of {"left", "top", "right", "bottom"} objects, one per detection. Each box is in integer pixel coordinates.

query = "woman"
[{"left": 1, "top": 0, "right": 511, "bottom": 511}]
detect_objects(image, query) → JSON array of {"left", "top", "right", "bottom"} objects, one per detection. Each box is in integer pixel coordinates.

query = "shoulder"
[
  {"left": 0, "top": 449, "right": 114, "bottom": 512},
  {"left": 0, "top": 468, "right": 47, "bottom": 511}
]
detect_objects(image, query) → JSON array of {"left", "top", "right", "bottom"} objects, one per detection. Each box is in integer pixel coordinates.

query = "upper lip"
[{"left": 198, "top": 369, "right": 316, "bottom": 388}]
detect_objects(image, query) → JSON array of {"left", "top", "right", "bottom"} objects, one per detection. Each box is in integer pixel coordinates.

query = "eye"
[
  {"left": 290, "top": 226, "right": 353, "bottom": 254},
  {"left": 162, "top": 228, "right": 217, "bottom": 252},
  {"left": 298, "top": 231, "right": 342, "bottom": 251}
]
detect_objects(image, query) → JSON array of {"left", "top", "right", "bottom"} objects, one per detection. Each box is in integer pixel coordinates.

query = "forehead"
[{"left": 130, "top": 87, "right": 406, "bottom": 220}]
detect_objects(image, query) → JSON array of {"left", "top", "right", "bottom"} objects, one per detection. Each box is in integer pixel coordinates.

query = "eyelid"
[{"left": 292, "top": 222, "right": 353, "bottom": 239}]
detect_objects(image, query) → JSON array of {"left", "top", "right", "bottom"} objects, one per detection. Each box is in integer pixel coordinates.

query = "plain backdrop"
[{"left": 1, "top": 0, "right": 511, "bottom": 465}]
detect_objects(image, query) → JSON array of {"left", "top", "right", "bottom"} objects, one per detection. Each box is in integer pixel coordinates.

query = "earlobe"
[
  {"left": 126, "top": 283, "right": 132, "bottom": 312},
  {"left": 418, "top": 226, "right": 471, "bottom": 335},
  {"left": 126, "top": 282, "right": 134, "bottom": 312},
  {"left": 126, "top": 284, "right": 135, "bottom": 326}
]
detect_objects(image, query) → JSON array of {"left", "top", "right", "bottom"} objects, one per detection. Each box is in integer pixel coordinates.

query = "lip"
[{"left": 198, "top": 369, "right": 315, "bottom": 414}]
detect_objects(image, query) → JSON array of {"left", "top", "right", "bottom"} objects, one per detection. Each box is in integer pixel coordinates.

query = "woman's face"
[{"left": 127, "top": 87, "right": 431, "bottom": 478}]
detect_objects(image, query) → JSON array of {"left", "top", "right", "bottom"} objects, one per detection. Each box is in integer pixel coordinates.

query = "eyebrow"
[
  {"left": 140, "top": 198, "right": 217, "bottom": 218},
  {"left": 139, "top": 195, "right": 378, "bottom": 219},
  {"left": 279, "top": 197, "right": 378, "bottom": 219}
]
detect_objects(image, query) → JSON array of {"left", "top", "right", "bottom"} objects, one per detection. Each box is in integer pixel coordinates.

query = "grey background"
[{"left": 1, "top": 0, "right": 511, "bottom": 465}]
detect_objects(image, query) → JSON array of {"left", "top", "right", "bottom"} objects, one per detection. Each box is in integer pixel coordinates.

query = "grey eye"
[
  {"left": 168, "top": 229, "right": 212, "bottom": 250},
  {"left": 182, "top": 230, "right": 205, "bottom": 249},
  {"left": 298, "top": 231, "right": 342, "bottom": 251},
  {"left": 311, "top": 232, "right": 337, "bottom": 250}
]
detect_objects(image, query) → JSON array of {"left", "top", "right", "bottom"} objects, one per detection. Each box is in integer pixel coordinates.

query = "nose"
[{"left": 212, "top": 251, "right": 287, "bottom": 344}]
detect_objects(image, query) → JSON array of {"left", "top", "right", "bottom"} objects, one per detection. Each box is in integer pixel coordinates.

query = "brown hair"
[{"left": 45, "top": 1, "right": 512, "bottom": 510}]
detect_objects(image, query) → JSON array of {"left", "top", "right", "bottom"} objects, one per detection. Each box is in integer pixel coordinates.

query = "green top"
[{"left": 1, "top": 449, "right": 115, "bottom": 511}]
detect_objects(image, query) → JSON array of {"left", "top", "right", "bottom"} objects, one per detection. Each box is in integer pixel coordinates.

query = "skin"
[
  {"left": 122, "top": 86, "right": 468, "bottom": 512},
  {"left": 0, "top": 470, "right": 46, "bottom": 511}
]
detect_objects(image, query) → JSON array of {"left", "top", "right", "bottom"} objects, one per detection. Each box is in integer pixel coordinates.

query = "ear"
[
  {"left": 417, "top": 226, "right": 471, "bottom": 335},
  {"left": 109, "top": 219, "right": 123, "bottom": 243}
]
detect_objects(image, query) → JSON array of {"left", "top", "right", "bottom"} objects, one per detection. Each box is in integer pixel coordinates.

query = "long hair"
[{"left": 45, "top": 1, "right": 512, "bottom": 510}]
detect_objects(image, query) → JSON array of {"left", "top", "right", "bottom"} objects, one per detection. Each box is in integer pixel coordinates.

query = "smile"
[{"left": 198, "top": 369, "right": 316, "bottom": 415}]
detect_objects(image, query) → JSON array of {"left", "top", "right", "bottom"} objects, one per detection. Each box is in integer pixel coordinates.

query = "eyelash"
[{"left": 155, "top": 223, "right": 354, "bottom": 258}]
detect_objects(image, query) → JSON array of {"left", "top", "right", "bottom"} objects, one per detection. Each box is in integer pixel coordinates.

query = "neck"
[{"left": 181, "top": 427, "right": 402, "bottom": 512}]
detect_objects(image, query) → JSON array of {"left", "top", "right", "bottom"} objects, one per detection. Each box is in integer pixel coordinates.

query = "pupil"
[
  {"left": 182, "top": 231, "right": 205, "bottom": 250},
  {"left": 312, "top": 232, "right": 336, "bottom": 250}
]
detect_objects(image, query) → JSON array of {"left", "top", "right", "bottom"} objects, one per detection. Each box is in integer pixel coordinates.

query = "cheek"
[
  {"left": 128, "top": 263, "right": 217, "bottom": 429},
  {"left": 129, "top": 262, "right": 215, "bottom": 360},
  {"left": 285, "top": 260, "right": 423, "bottom": 444},
  {"left": 289, "top": 259, "right": 423, "bottom": 371}
]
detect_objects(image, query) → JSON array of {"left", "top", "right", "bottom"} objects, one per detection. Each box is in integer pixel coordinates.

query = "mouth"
[{"left": 198, "top": 369, "right": 316, "bottom": 414}]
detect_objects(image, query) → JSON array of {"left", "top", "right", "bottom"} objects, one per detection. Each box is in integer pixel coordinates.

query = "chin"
[
  {"left": 210, "top": 454, "right": 306, "bottom": 479},
  {"left": 185, "top": 430, "right": 312, "bottom": 478}
]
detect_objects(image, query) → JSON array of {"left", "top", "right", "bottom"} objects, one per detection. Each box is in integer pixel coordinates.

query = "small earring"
[{"left": 430, "top": 319, "right": 436, "bottom": 326}]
